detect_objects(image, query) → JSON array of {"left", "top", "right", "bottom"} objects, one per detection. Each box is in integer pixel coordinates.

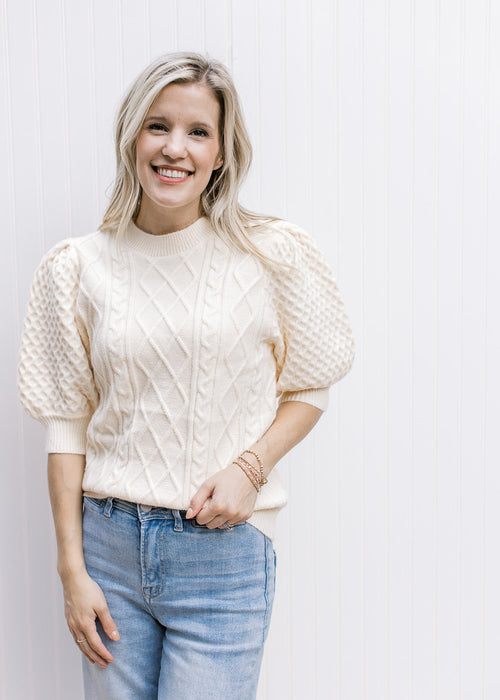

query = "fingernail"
[
  {"left": 186, "top": 507, "right": 193, "bottom": 518},
  {"left": 111, "top": 630, "right": 119, "bottom": 639}
]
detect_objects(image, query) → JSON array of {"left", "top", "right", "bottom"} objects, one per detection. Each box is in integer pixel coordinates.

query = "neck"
[{"left": 135, "top": 201, "right": 203, "bottom": 236}]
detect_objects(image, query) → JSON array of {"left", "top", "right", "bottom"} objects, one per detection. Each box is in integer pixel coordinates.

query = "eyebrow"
[{"left": 145, "top": 116, "right": 215, "bottom": 130}]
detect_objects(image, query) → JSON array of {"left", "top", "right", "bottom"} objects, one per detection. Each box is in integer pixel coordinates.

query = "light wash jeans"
[{"left": 81, "top": 495, "right": 277, "bottom": 699}]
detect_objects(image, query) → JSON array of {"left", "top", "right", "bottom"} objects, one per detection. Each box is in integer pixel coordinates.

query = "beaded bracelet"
[
  {"left": 236, "top": 454, "right": 260, "bottom": 482},
  {"left": 232, "top": 458, "right": 261, "bottom": 492},
  {"left": 241, "top": 449, "right": 268, "bottom": 486},
  {"left": 231, "top": 448, "right": 269, "bottom": 493}
]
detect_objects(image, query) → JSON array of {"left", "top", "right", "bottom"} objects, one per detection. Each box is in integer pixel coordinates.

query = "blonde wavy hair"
[{"left": 99, "top": 51, "right": 294, "bottom": 272}]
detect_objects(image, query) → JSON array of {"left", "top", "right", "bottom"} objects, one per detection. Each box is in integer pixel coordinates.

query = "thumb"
[
  {"left": 186, "top": 479, "right": 215, "bottom": 519},
  {"left": 97, "top": 603, "right": 120, "bottom": 641}
]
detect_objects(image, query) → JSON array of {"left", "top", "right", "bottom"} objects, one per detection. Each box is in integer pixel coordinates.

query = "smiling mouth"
[{"left": 152, "top": 165, "right": 193, "bottom": 179}]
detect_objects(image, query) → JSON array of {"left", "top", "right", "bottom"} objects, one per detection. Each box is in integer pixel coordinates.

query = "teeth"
[{"left": 156, "top": 167, "right": 191, "bottom": 178}]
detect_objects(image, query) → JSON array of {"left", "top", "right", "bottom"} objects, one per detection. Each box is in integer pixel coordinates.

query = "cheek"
[
  {"left": 197, "top": 144, "right": 222, "bottom": 171},
  {"left": 135, "top": 135, "right": 153, "bottom": 167}
]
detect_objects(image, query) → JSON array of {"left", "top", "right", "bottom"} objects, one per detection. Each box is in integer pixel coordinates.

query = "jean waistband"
[{"left": 85, "top": 495, "right": 188, "bottom": 520}]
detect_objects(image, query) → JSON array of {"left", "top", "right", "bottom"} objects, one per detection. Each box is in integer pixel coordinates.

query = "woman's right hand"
[{"left": 61, "top": 570, "right": 120, "bottom": 669}]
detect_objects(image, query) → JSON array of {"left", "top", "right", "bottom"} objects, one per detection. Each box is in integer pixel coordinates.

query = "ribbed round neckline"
[{"left": 122, "top": 216, "right": 212, "bottom": 256}]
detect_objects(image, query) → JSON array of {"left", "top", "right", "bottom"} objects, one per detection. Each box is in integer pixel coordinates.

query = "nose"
[{"left": 161, "top": 128, "right": 188, "bottom": 159}]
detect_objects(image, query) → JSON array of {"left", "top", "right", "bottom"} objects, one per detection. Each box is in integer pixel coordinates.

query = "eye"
[
  {"left": 147, "top": 122, "right": 168, "bottom": 132},
  {"left": 191, "top": 128, "right": 208, "bottom": 137}
]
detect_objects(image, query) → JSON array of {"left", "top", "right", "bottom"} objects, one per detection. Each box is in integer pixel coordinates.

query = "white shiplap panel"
[
  {"left": 483, "top": 6, "right": 500, "bottom": 699},
  {"left": 119, "top": 0, "right": 151, "bottom": 88},
  {"left": 411, "top": 0, "right": 440, "bottom": 697},
  {"left": 230, "top": 0, "right": 261, "bottom": 212},
  {"left": 60, "top": 0, "right": 99, "bottom": 235},
  {"left": 4, "top": 0, "right": 39, "bottom": 697},
  {"left": 385, "top": 1, "right": 416, "bottom": 698},
  {"left": 361, "top": 0, "right": 391, "bottom": 697},
  {"left": 91, "top": 0, "right": 124, "bottom": 221},
  {"left": 336, "top": 0, "right": 365, "bottom": 697},
  {"left": 252, "top": 0, "right": 286, "bottom": 220},
  {"left": 34, "top": 0, "right": 72, "bottom": 243},
  {"left": 435, "top": 2, "right": 463, "bottom": 699},
  {"left": 148, "top": 0, "right": 178, "bottom": 57},
  {"left": 458, "top": 0, "right": 489, "bottom": 697},
  {"left": 176, "top": 0, "right": 205, "bottom": 53},
  {"left": 281, "top": 0, "right": 313, "bottom": 231},
  {"left": 0, "top": 4, "right": 11, "bottom": 692},
  {"left": 203, "top": 0, "right": 232, "bottom": 66}
]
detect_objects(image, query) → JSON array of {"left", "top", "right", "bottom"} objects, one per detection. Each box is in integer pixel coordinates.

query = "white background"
[{"left": 3, "top": 0, "right": 500, "bottom": 698}]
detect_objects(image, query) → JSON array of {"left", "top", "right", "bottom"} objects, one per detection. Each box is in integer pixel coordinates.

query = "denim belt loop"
[
  {"left": 103, "top": 497, "right": 114, "bottom": 518},
  {"left": 172, "top": 509, "right": 184, "bottom": 532}
]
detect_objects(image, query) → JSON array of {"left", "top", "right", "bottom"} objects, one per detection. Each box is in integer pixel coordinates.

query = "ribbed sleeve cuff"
[
  {"left": 44, "top": 416, "right": 91, "bottom": 454},
  {"left": 278, "top": 386, "right": 330, "bottom": 411}
]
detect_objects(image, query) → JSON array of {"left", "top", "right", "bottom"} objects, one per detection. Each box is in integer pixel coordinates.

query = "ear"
[{"left": 213, "top": 151, "right": 224, "bottom": 171}]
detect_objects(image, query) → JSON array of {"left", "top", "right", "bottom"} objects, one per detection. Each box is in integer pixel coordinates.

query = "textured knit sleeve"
[
  {"left": 267, "top": 220, "right": 355, "bottom": 412},
  {"left": 17, "top": 239, "right": 99, "bottom": 454}
]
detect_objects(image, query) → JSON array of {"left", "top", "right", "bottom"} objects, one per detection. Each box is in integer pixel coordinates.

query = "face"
[{"left": 134, "top": 81, "right": 224, "bottom": 232}]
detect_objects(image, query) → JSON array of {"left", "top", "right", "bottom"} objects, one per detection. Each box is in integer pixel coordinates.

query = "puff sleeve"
[
  {"left": 267, "top": 220, "right": 355, "bottom": 412},
  {"left": 17, "top": 239, "right": 99, "bottom": 454}
]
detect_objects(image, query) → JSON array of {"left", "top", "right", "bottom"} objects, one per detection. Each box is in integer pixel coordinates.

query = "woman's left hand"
[{"left": 185, "top": 464, "right": 259, "bottom": 528}]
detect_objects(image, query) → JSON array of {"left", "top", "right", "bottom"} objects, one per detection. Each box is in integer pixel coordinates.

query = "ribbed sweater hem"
[
  {"left": 45, "top": 416, "right": 91, "bottom": 454},
  {"left": 278, "top": 386, "right": 330, "bottom": 411},
  {"left": 122, "top": 216, "right": 213, "bottom": 256}
]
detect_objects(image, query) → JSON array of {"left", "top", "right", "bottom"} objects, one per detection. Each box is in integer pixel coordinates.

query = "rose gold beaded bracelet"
[
  {"left": 231, "top": 448, "right": 268, "bottom": 493},
  {"left": 232, "top": 458, "right": 261, "bottom": 491},
  {"left": 241, "top": 449, "right": 268, "bottom": 486},
  {"left": 236, "top": 454, "right": 260, "bottom": 482}
]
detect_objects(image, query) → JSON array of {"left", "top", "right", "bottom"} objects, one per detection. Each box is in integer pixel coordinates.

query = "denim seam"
[
  {"left": 140, "top": 520, "right": 149, "bottom": 600},
  {"left": 262, "top": 536, "right": 270, "bottom": 645},
  {"left": 150, "top": 524, "right": 167, "bottom": 599}
]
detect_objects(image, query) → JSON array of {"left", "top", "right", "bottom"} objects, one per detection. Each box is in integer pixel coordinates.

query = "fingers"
[
  {"left": 194, "top": 496, "right": 251, "bottom": 529},
  {"left": 64, "top": 573, "right": 120, "bottom": 669},
  {"left": 71, "top": 617, "right": 114, "bottom": 668},
  {"left": 186, "top": 480, "right": 215, "bottom": 519},
  {"left": 83, "top": 618, "right": 115, "bottom": 667},
  {"left": 97, "top": 604, "right": 120, "bottom": 642},
  {"left": 189, "top": 465, "right": 258, "bottom": 527},
  {"left": 72, "top": 634, "right": 105, "bottom": 668},
  {"left": 201, "top": 506, "right": 247, "bottom": 529},
  {"left": 71, "top": 629, "right": 107, "bottom": 668},
  {"left": 70, "top": 603, "right": 119, "bottom": 669}
]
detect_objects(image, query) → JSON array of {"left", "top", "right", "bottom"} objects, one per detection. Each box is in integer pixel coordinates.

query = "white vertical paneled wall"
[{"left": 3, "top": 0, "right": 499, "bottom": 698}]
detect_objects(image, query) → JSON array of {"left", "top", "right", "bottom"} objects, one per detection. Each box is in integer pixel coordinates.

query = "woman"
[{"left": 17, "top": 51, "right": 355, "bottom": 699}]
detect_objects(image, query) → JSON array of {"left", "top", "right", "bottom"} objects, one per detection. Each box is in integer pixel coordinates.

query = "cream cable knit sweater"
[{"left": 17, "top": 215, "right": 355, "bottom": 541}]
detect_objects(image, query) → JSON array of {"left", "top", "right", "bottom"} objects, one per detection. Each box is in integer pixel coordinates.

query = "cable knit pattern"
[
  {"left": 17, "top": 239, "right": 100, "bottom": 453},
  {"left": 17, "top": 216, "right": 355, "bottom": 541},
  {"left": 257, "top": 219, "right": 356, "bottom": 409}
]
